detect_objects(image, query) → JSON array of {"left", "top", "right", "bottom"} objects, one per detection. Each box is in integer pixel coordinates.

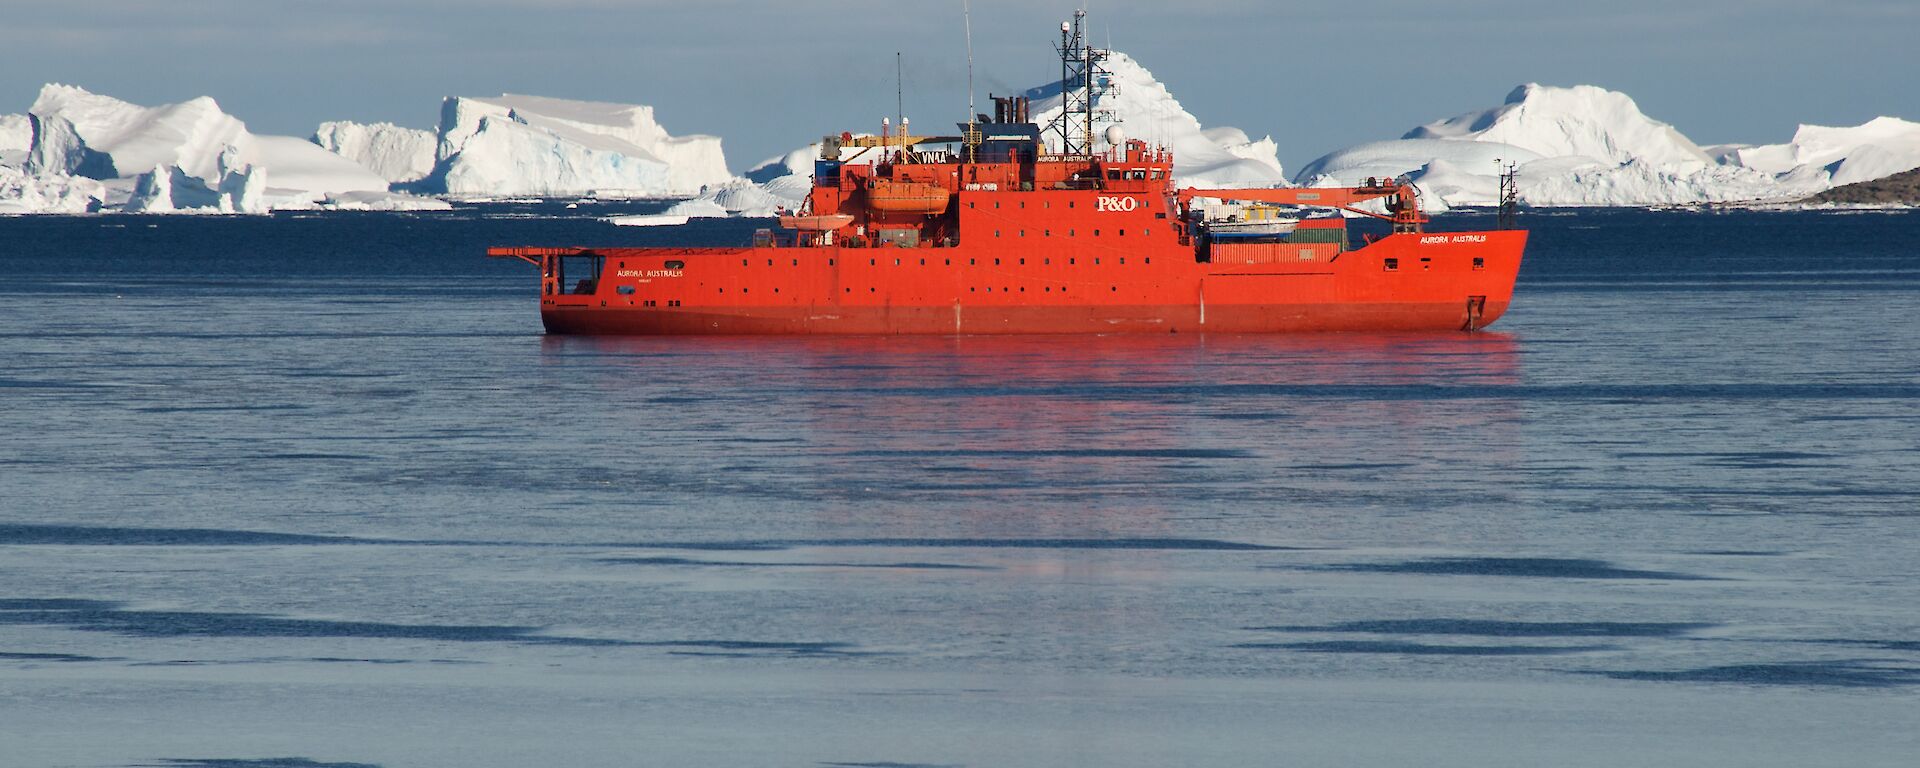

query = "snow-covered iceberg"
[
  {"left": 27, "top": 84, "right": 390, "bottom": 197},
  {"left": 0, "top": 114, "right": 29, "bottom": 162},
  {"left": 1728, "top": 117, "right": 1920, "bottom": 188},
  {"left": 1296, "top": 138, "right": 1542, "bottom": 188},
  {"left": 426, "top": 94, "right": 732, "bottom": 198},
  {"left": 312, "top": 121, "right": 437, "bottom": 185},
  {"left": 1297, "top": 83, "right": 1885, "bottom": 207},
  {"left": 0, "top": 164, "right": 104, "bottom": 214},
  {"left": 2, "top": 84, "right": 438, "bottom": 214},
  {"left": 1407, "top": 84, "right": 1713, "bottom": 168}
]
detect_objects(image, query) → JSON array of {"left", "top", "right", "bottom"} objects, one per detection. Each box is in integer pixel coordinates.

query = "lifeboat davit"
[{"left": 866, "top": 180, "right": 950, "bottom": 214}]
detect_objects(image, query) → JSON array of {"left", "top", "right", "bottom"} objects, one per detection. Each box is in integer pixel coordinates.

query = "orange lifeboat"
[
  {"left": 778, "top": 214, "right": 855, "bottom": 231},
  {"left": 866, "top": 180, "right": 950, "bottom": 214}
]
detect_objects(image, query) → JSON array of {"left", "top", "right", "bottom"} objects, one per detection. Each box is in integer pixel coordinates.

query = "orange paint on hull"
[{"left": 524, "top": 229, "right": 1524, "bottom": 335}]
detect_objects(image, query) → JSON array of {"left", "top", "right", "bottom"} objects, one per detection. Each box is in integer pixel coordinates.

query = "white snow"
[
  {"left": 429, "top": 94, "right": 732, "bottom": 197},
  {"left": 312, "top": 121, "right": 437, "bottom": 184}
]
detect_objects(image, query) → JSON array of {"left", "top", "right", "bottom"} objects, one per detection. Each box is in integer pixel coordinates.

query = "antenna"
[
  {"left": 896, "top": 51, "right": 905, "bottom": 155},
  {"left": 963, "top": 0, "right": 975, "bottom": 120}
]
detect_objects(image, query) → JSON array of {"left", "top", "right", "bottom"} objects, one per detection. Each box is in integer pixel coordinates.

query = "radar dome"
[{"left": 1104, "top": 125, "right": 1125, "bottom": 147}]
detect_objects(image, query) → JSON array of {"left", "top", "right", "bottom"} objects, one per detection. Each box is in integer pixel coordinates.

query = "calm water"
[{"left": 2, "top": 207, "right": 1918, "bottom": 767}]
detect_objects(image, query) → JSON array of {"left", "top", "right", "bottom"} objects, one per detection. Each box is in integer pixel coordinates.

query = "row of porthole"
[
  {"left": 851, "top": 256, "right": 1149, "bottom": 267},
  {"left": 993, "top": 229, "right": 1148, "bottom": 238},
  {"left": 972, "top": 200, "right": 1100, "bottom": 209}
]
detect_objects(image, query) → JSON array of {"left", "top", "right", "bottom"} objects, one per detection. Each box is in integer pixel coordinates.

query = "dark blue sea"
[{"left": 2, "top": 205, "right": 1917, "bottom": 767}]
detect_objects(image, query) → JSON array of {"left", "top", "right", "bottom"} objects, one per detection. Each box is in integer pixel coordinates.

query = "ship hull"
[
  {"left": 542, "top": 300, "right": 1510, "bottom": 335},
  {"left": 524, "top": 229, "right": 1524, "bottom": 335}
]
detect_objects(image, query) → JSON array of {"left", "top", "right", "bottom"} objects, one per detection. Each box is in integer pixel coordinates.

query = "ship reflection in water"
[{"left": 534, "top": 331, "right": 1524, "bottom": 547}]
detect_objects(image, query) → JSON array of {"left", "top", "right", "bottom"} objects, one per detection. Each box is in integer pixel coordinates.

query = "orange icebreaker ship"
[{"left": 489, "top": 18, "right": 1525, "bottom": 335}]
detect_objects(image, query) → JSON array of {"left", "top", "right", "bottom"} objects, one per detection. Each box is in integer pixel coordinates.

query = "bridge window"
[{"left": 557, "top": 253, "right": 604, "bottom": 295}]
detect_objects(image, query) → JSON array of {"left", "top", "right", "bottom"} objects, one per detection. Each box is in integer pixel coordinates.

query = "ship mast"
[{"left": 1051, "top": 9, "right": 1114, "bottom": 158}]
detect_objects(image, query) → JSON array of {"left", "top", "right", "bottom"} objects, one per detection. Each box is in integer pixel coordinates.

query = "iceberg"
[
  {"left": 1298, "top": 83, "right": 1881, "bottom": 207},
  {"left": 0, "top": 164, "right": 104, "bottom": 214},
  {"left": 3, "top": 84, "right": 442, "bottom": 214},
  {"left": 1728, "top": 117, "right": 1920, "bottom": 187},
  {"left": 0, "top": 114, "right": 29, "bottom": 164},
  {"left": 1296, "top": 139, "right": 1543, "bottom": 189},
  {"left": 1407, "top": 84, "right": 1713, "bottom": 168},
  {"left": 312, "top": 121, "right": 437, "bottom": 184},
  {"left": 426, "top": 94, "right": 732, "bottom": 198}
]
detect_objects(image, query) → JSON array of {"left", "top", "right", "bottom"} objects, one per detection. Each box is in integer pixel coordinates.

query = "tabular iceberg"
[{"left": 426, "top": 94, "right": 732, "bottom": 198}]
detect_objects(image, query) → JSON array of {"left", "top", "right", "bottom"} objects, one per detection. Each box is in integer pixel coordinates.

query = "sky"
[{"left": 2, "top": 0, "right": 1915, "bottom": 175}]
